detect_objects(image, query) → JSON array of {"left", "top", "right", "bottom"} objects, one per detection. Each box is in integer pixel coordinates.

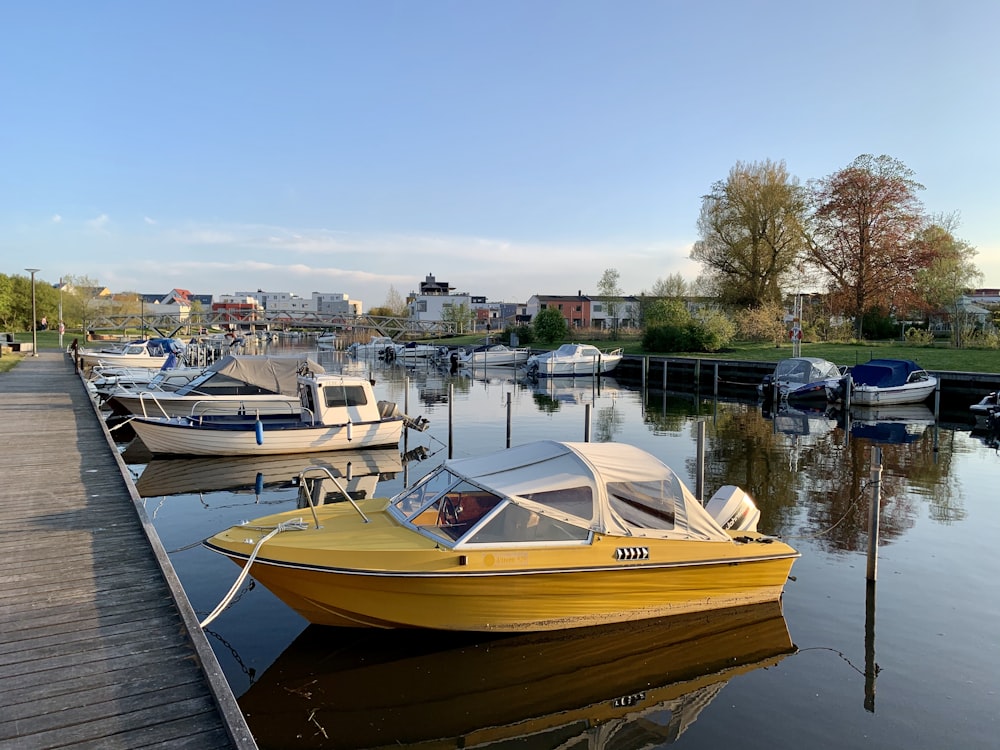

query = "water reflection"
[{"left": 240, "top": 602, "right": 794, "bottom": 750}]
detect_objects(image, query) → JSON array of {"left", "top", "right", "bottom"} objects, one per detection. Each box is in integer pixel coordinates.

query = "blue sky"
[{"left": 3, "top": 1, "right": 997, "bottom": 309}]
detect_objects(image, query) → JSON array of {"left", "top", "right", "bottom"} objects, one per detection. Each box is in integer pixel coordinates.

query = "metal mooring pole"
[
  {"left": 505, "top": 392, "right": 512, "bottom": 448},
  {"left": 867, "top": 446, "right": 882, "bottom": 581},
  {"left": 448, "top": 383, "right": 454, "bottom": 459},
  {"left": 584, "top": 403, "right": 592, "bottom": 442},
  {"left": 696, "top": 420, "right": 706, "bottom": 504}
]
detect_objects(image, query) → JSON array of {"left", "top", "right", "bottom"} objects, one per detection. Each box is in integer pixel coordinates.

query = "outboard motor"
[
  {"left": 449, "top": 350, "right": 460, "bottom": 374},
  {"left": 705, "top": 486, "right": 761, "bottom": 532}
]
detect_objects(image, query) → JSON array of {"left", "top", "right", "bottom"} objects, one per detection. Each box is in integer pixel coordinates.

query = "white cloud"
[
  {"left": 51, "top": 214, "right": 62, "bottom": 223},
  {"left": 87, "top": 214, "right": 110, "bottom": 231},
  {"left": 144, "top": 216, "right": 157, "bottom": 225}
]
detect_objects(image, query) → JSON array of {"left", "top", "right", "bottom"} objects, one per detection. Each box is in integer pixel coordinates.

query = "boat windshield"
[{"left": 391, "top": 468, "right": 591, "bottom": 546}]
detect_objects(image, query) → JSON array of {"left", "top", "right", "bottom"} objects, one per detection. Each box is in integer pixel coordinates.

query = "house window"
[{"left": 593, "top": 303, "right": 603, "bottom": 312}]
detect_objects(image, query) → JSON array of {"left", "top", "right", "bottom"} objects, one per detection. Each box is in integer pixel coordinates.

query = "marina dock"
[{"left": 0, "top": 352, "right": 255, "bottom": 749}]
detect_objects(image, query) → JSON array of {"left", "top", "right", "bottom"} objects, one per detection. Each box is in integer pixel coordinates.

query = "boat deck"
[{"left": 0, "top": 352, "right": 256, "bottom": 749}]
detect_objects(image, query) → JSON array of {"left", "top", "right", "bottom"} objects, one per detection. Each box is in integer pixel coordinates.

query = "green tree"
[
  {"left": 913, "top": 216, "right": 983, "bottom": 347},
  {"left": 596, "top": 268, "right": 624, "bottom": 337},
  {"left": 533, "top": 307, "right": 569, "bottom": 344},
  {"left": 691, "top": 159, "right": 808, "bottom": 307},
  {"left": 383, "top": 285, "right": 407, "bottom": 317},
  {"left": 807, "top": 154, "right": 926, "bottom": 338},
  {"left": 441, "top": 302, "right": 475, "bottom": 334}
]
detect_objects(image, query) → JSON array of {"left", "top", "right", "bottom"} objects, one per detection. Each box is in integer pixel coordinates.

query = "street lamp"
[
  {"left": 57, "top": 278, "right": 64, "bottom": 349},
  {"left": 25, "top": 268, "right": 40, "bottom": 357}
]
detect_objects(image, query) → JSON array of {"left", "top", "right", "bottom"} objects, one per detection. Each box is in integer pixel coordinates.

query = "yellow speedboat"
[{"left": 205, "top": 440, "right": 799, "bottom": 631}]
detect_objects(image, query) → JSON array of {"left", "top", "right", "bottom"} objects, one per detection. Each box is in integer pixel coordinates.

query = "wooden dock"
[{"left": 0, "top": 352, "right": 256, "bottom": 749}]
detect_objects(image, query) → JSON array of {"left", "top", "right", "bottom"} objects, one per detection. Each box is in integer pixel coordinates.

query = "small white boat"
[
  {"left": 849, "top": 359, "right": 938, "bottom": 406},
  {"left": 316, "top": 332, "right": 337, "bottom": 346},
  {"left": 759, "top": 357, "right": 845, "bottom": 403},
  {"left": 970, "top": 391, "right": 999, "bottom": 427},
  {"left": 347, "top": 336, "right": 399, "bottom": 360},
  {"left": 87, "top": 354, "right": 202, "bottom": 401},
  {"left": 106, "top": 355, "right": 325, "bottom": 418},
  {"left": 525, "top": 343, "right": 623, "bottom": 378},
  {"left": 458, "top": 343, "right": 530, "bottom": 368},
  {"left": 392, "top": 341, "right": 442, "bottom": 361},
  {"left": 78, "top": 337, "right": 185, "bottom": 370},
  {"left": 129, "top": 372, "right": 429, "bottom": 457}
]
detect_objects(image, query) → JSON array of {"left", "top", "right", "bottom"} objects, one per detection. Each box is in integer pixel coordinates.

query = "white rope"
[{"left": 200, "top": 518, "right": 309, "bottom": 628}]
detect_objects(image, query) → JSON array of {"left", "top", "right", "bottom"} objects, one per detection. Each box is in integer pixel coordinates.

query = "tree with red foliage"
[{"left": 807, "top": 154, "right": 925, "bottom": 338}]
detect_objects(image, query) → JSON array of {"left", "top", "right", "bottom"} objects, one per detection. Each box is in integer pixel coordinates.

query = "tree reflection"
[{"left": 682, "top": 402, "right": 964, "bottom": 553}]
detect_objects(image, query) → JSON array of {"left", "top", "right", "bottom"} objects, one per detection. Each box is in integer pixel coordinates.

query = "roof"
[
  {"left": 442, "top": 440, "right": 731, "bottom": 541},
  {"left": 181, "top": 355, "right": 324, "bottom": 395}
]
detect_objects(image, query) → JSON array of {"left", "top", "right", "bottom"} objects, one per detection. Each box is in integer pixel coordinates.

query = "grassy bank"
[{"left": 5, "top": 330, "right": 999, "bottom": 375}]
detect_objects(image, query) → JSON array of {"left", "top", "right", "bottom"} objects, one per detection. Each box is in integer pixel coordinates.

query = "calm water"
[{"left": 120, "top": 347, "right": 1000, "bottom": 750}]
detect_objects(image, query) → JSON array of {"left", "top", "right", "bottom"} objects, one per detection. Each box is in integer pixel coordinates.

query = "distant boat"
[
  {"left": 316, "top": 332, "right": 337, "bottom": 346},
  {"left": 129, "top": 372, "right": 429, "bottom": 457},
  {"left": 849, "top": 359, "right": 937, "bottom": 406},
  {"left": 760, "top": 357, "right": 845, "bottom": 403},
  {"left": 457, "top": 343, "right": 530, "bottom": 368},
  {"left": 525, "top": 343, "right": 623, "bottom": 378},
  {"left": 78, "top": 337, "right": 185, "bottom": 370},
  {"left": 347, "top": 336, "right": 398, "bottom": 360}
]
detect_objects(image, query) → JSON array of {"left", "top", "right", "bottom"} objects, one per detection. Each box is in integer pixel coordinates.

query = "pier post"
[
  {"left": 584, "top": 403, "right": 592, "bottom": 442},
  {"left": 448, "top": 383, "right": 454, "bottom": 458},
  {"left": 506, "top": 392, "right": 512, "bottom": 448},
  {"left": 713, "top": 363, "right": 719, "bottom": 398},
  {"left": 662, "top": 359, "right": 667, "bottom": 391},
  {"left": 696, "top": 420, "right": 706, "bottom": 504},
  {"left": 867, "top": 446, "right": 882, "bottom": 581}
]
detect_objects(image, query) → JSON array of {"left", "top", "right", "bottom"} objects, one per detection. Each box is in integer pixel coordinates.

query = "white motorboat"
[
  {"left": 78, "top": 337, "right": 186, "bottom": 370},
  {"left": 457, "top": 343, "right": 530, "bottom": 368},
  {"left": 347, "top": 336, "right": 399, "bottom": 360},
  {"left": 316, "top": 332, "right": 337, "bottom": 347},
  {"left": 525, "top": 343, "right": 623, "bottom": 378},
  {"left": 848, "top": 359, "right": 938, "bottom": 406},
  {"left": 129, "top": 372, "right": 429, "bottom": 456},
  {"left": 392, "top": 341, "right": 442, "bottom": 361},
  {"left": 106, "top": 355, "right": 325, "bottom": 418},
  {"left": 969, "top": 391, "right": 999, "bottom": 427},
  {"left": 759, "top": 357, "right": 846, "bottom": 403}
]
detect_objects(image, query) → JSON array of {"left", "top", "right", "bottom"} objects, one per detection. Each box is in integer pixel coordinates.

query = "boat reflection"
[
  {"left": 239, "top": 602, "right": 794, "bottom": 750},
  {"left": 135, "top": 447, "right": 418, "bottom": 499},
  {"left": 847, "top": 404, "right": 935, "bottom": 444}
]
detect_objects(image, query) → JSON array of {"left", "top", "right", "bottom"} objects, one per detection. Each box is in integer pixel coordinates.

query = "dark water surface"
[{"left": 121, "top": 349, "right": 1000, "bottom": 749}]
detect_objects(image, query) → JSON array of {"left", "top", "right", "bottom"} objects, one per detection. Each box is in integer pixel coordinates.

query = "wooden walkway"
[{"left": 0, "top": 352, "right": 256, "bottom": 749}]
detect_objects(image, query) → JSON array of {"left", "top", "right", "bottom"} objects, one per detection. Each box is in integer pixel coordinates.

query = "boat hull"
[
  {"left": 529, "top": 358, "right": 622, "bottom": 378},
  {"left": 131, "top": 417, "right": 403, "bottom": 456},
  {"left": 850, "top": 380, "right": 937, "bottom": 406}
]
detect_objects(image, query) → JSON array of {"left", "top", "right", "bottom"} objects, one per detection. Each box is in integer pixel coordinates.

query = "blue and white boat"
[{"left": 848, "top": 359, "right": 937, "bottom": 406}]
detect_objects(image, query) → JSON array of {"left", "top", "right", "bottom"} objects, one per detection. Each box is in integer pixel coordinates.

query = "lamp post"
[
  {"left": 57, "top": 278, "right": 64, "bottom": 349},
  {"left": 25, "top": 268, "right": 40, "bottom": 357}
]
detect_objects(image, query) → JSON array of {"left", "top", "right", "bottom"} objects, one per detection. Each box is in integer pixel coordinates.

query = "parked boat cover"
[
  {"left": 199, "top": 355, "right": 325, "bottom": 395},
  {"left": 440, "top": 440, "right": 732, "bottom": 542},
  {"left": 850, "top": 359, "right": 924, "bottom": 388}
]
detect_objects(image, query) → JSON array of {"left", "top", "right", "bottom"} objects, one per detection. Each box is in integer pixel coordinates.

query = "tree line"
[{"left": 688, "top": 154, "right": 981, "bottom": 340}]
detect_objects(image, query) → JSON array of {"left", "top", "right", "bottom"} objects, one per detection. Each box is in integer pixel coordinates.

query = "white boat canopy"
[{"left": 390, "top": 440, "right": 733, "bottom": 545}]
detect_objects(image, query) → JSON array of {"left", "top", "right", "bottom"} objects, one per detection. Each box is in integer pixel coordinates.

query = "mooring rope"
[{"left": 199, "top": 518, "right": 309, "bottom": 628}]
